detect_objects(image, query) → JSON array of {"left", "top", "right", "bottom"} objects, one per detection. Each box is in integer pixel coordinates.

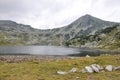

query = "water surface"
[
  {"left": 0, "top": 46, "right": 119, "bottom": 56},
  {"left": 0, "top": 46, "right": 80, "bottom": 55}
]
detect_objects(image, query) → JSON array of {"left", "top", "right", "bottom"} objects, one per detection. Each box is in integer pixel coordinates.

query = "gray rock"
[
  {"left": 105, "top": 65, "right": 115, "bottom": 71},
  {"left": 86, "top": 55, "right": 90, "bottom": 58},
  {"left": 81, "top": 64, "right": 119, "bottom": 73},
  {"left": 76, "top": 77, "right": 80, "bottom": 79},
  {"left": 90, "top": 64, "right": 100, "bottom": 72},
  {"left": 85, "top": 66, "right": 94, "bottom": 73},
  {"left": 57, "top": 71, "right": 67, "bottom": 75},
  {"left": 96, "top": 64, "right": 103, "bottom": 70},
  {"left": 69, "top": 68, "right": 78, "bottom": 73},
  {"left": 115, "top": 66, "right": 120, "bottom": 71}
]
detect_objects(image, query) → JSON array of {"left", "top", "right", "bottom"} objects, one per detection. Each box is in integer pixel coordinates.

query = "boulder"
[
  {"left": 57, "top": 71, "right": 67, "bottom": 75},
  {"left": 85, "top": 66, "right": 94, "bottom": 73},
  {"left": 75, "top": 77, "right": 80, "bottom": 80},
  {"left": 69, "top": 68, "right": 78, "bottom": 73},
  {"left": 115, "top": 66, "right": 120, "bottom": 71},
  {"left": 86, "top": 55, "right": 90, "bottom": 58},
  {"left": 96, "top": 64, "right": 103, "bottom": 70},
  {"left": 81, "top": 64, "right": 119, "bottom": 73},
  {"left": 90, "top": 64, "right": 100, "bottom": 72},
  {"left": 105, "top": 65, "right": 115, "bottom": 71}
]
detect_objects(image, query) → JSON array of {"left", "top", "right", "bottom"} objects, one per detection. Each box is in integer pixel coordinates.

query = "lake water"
[
  {"left": 0, "top": 46, "right": 80, "bottom": 55},
  {"left": 0, "top": 46, "right": 119, "bottom": 56}
]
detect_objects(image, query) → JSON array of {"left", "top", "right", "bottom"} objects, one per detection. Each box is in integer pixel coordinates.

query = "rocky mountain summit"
[{"left": 0, "top": 14, "right": 119, "bottom": 49}]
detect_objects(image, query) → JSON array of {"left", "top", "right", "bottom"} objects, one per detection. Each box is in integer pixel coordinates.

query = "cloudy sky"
[{"left": 0, "top": 0, "right": 120, "bottom": 29}]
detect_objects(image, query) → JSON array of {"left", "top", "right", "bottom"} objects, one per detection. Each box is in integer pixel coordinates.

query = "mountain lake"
[{"left": 0, "top": 46, "right": 119, "bottom": 56}]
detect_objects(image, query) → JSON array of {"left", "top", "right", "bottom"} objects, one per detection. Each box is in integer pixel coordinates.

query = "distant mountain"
[{"left": 0, "top": 14, "right": 119, "bottom": 49}]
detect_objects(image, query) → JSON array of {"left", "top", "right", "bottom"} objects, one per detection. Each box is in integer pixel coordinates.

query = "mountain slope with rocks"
[
  {"left": 67, "top": 24, "right": 120, "bottom": 49},
  {"left": 0, "top": 14, "right": 119, "bottom": 49},
  {"left": 53, "top": 14, "right": 118, "bottom": 40}
]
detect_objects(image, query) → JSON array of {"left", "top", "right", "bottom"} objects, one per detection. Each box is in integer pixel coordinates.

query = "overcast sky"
[{"left": 0, "top": 0, "right": 120, "bottom": 29}]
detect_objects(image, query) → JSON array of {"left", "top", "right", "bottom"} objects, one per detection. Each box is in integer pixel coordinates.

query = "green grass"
[{"left": 0, "top": 55, "right": 120, "bottom": 80}]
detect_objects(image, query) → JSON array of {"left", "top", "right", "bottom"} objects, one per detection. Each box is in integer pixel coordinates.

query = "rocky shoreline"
[{"left": 0, "top": 55, "right": 72, "bottom": 63}]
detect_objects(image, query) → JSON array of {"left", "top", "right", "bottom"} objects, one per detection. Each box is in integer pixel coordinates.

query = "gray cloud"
[{"left": 0, "top": 0, "right": 120, "bottom": 29}]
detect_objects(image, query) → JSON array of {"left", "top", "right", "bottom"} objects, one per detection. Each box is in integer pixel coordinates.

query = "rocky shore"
[{"left": 0, "top": 55, "right": 70, "bottom": 63}]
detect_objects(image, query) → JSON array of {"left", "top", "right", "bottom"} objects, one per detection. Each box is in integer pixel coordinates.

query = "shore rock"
[
  {"left": 86, "top": 55, "right": 90, "bottom": 58},
  {"left": 115, "top": 66, "right": 120, "bottom": 71},
  {"left": 81, "top": 64, "right": 103, "bottom": 73},
  {"left": 57, "top": 71, "right": 68, "bottom": 75},
  {"left": 85, "top": 66, "right": 94, "bottom": 73},
  {"left": 69, "top": 68, "right": 78, "bottom": 73},
  {"left": 105, "top": 65, "right": 115, "bottom": 71},
  {"left": 96, "top": 64, "right": 103, "bottom": 70},
  {"left": 57, "top": 64, "right": 119, "bottom": 75},
  {"left": 90, "top": 64, "right": 100, "bottom": 72}
]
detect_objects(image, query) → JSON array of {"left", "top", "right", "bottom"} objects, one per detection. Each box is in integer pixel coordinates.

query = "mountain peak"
[
  {"left": 63, "top": 14, "right": 118, "bottom": 35},
  {"left": 79, "top": 14, "right": 98, "bottom": 21},
  {"left": 82, "top": 14, "right": 93, "bottom": 17},
  {"left": 70, "top": 14, "right": 99, "bottom": 26}
]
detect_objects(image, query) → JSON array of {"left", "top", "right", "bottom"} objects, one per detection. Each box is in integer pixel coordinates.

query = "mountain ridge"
[
  {"left": 0, "top": 14, "right": 119, "bottom": 49},
  {"left": 52, "top": 14, "right": 119, "bottom": 40}
]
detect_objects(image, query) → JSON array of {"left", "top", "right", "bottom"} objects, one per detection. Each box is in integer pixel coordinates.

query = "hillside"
[
  {"left": 66, "top": 25, "right": 120, "bottom": 49},
  {"left": 0, "top": 14, "right": 119, "bottom": 49}
]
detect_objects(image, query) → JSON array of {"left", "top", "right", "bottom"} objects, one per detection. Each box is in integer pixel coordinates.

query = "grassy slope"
[{"left": 0, "top": 55, "right": 120, "bottom": 80}]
